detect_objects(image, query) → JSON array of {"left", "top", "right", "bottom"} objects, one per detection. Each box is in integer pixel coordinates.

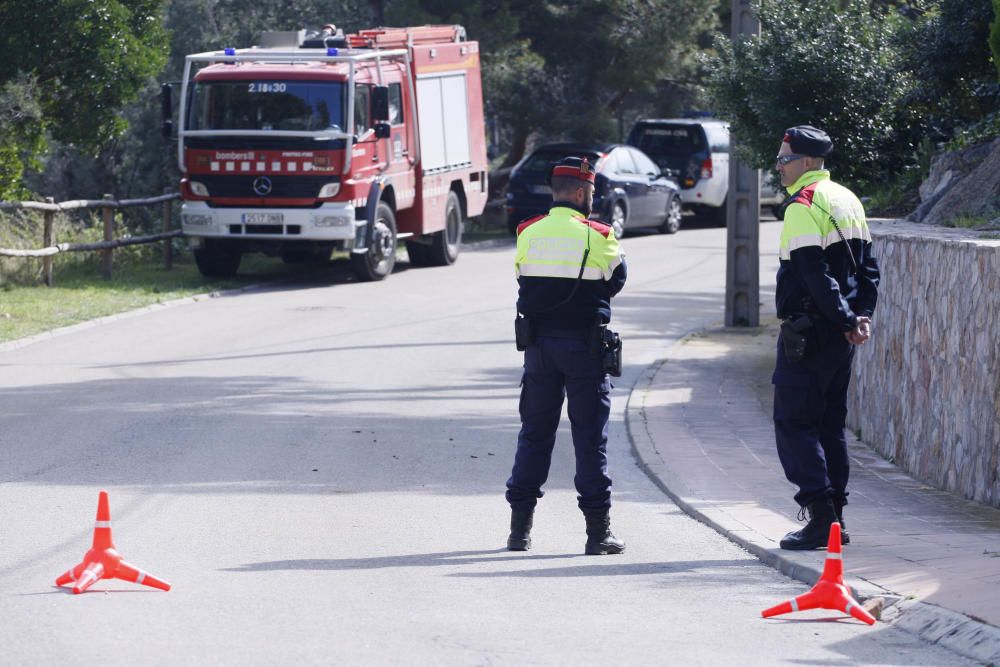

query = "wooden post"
[
  {"left": 102, "top": 194, "right": 114, "bottom": 280},
  {"left": 42, "top": 196, "right": 55, "bottom": 286},
  {"left": 163, "top": 188, "right": 173, "bottom": 270}
]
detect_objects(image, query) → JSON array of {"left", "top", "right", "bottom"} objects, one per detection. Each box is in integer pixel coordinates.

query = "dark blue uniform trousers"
[
  {"left": 773, "top": 331, "right": 855, "bottom": 508},
  {"left": 506, "top": 335, "right": 612, "bottom": 515}
]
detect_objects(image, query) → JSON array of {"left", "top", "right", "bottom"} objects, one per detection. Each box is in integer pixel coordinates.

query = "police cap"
[
  {"left": 782, "top": 125, "right": 834, "bottom": 158},
  {"left": 550, "top": 156, "right": 596, "bottom": 185}
]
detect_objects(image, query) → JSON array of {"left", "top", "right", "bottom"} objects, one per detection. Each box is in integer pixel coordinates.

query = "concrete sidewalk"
[{"left": 627, "top": 321, "right": 1000, "bottom": 665}]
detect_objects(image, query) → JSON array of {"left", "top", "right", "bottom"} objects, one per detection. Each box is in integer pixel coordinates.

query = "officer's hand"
[{"left": 845, "top": 317, "right": 871, "bottom": 345}]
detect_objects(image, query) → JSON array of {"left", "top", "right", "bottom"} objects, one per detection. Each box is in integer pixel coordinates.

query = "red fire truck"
[{"left": 168, "top": 24, "right": 488, "bottom": 280}]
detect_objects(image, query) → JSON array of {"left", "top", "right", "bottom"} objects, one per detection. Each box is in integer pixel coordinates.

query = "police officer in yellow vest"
[
  {"left": 773, "top": 126, "right": 880, "bottom": 550},
  {"left": 506, "top": 156, "right": 627, "bottom": 555}
]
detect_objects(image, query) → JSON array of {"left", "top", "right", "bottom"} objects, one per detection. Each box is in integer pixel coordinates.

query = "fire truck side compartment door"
[{"left": 416, "top": 73, "right": 470, "bottom": 172}]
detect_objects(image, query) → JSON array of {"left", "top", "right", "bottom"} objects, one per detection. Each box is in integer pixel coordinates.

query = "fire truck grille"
[{"left": 200, "top": 175, "right": 334, "bottom": 199}]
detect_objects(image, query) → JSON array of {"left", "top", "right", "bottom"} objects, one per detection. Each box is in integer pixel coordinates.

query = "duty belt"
[{"left": 533, "top": 324, "right": 592, "bottom": 340}]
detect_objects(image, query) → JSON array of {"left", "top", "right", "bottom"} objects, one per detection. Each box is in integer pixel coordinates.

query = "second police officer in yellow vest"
[
  {"left": 506, "top": 156, "right": 628, "bottom": 555},
  {"left": 772, "top": 126, "right": 880, "bottom": 550}
]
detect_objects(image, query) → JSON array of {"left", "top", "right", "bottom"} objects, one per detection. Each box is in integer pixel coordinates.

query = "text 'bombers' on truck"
[{"left": 168, "top": 24, "right": 489, "bottom": 280}]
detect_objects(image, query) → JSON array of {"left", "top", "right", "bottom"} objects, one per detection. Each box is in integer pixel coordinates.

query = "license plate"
[
  {"left": 243, "top": 213, "right": 284, "bottom": 225},
  {"left": 528, "top": 184, "right": 551, "bottom": 195}
]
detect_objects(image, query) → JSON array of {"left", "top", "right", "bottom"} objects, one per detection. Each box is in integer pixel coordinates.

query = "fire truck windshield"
[{"left": 187, "top": 80, "right": 345, "bottom": 133}]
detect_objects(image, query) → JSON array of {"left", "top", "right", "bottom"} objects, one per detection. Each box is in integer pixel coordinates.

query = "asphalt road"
[{"left": 0, "top": 218, "right": 973, "bottom": 665}]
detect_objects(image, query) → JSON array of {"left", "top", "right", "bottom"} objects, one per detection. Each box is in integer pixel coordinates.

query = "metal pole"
[{"left": 725, "top": 0, "right": 761, "bottom": 327}]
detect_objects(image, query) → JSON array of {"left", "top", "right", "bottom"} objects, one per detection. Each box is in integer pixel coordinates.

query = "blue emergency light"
[
  {"left": 327, "top": 48, "right": 339, "bottom": 56},
  {"left": 224, "top": 48, "right": 235, "bottom": 56}
]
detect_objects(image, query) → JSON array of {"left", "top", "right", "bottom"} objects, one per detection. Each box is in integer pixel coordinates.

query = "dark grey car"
[{"left": 505, "top": 142, "right": 683, "bottom": 237}]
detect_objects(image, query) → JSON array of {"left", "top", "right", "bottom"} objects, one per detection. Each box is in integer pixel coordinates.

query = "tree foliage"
[
  {"left": 707, "top": 1, "right": 904, "bottom": 188},
  {"left": 894, "top": 0, "right": 998, "bottom": 139},
  {"left": 707, "top": 0, "right": 998, "bottom": 191},
  {"left": 993, "top": 0, "right": 1000, "bottom": 81},
  {"left": 0, "top": 75, "right": 46, "bottom": 199},
  {"left": 0, "top": 0, "right": 169, "bottom": 199},
  {"left": 385, "top": 0, "right": 717, "bottom": 164}
]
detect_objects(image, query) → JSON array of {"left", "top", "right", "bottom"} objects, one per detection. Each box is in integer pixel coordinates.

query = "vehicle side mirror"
[
  {"left": 374, "top": 122, "right": 391, "bottom": 139},
  {"left": 161, "top": 83, "right": 173, "bottom": 139},
  {"left": 647, "top": 171, "right": 659, "bottom": 179},
  {"left": 371, "top": 86, "right": 390, "bottom": 122}
]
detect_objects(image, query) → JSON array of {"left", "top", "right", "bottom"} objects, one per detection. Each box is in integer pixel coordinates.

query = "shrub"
[{"left": 706, "top": 1, "right": 906, "bottom": 190}]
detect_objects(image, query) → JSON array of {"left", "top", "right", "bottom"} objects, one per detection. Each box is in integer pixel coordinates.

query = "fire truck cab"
[{"left": 172, "top": 24, "right": 488, "bottom": 280}]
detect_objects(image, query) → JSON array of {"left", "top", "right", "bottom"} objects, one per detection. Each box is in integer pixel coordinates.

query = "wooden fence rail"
[{"left": 0, "top": 192, "right": 181, "bottom": 285}]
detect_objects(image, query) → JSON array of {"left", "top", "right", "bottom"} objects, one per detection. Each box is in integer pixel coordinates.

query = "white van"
[{"left": 626, "top": 118, "right": 783, "bottom": 224}]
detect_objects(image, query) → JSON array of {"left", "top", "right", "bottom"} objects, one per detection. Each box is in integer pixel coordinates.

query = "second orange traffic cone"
[
  {"left": 761, "top": 522, "right": 874, "bottom": 625},
  {"left": 55, "top": 490, "right": 171, "bottom": 594}
]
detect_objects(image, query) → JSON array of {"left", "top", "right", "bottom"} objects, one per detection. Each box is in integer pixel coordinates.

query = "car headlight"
[
  {"left": 189, "top": 181, "right": 209, "bottom": 197},
  {"left": 318, "top": 182, "right": 341, "bottom": 198}
]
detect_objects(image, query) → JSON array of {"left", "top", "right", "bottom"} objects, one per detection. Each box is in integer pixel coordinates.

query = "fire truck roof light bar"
[
  {"left": 184, "top": 48, "right": 409, "bottom": 64},
  {"left": 179, "top": 130, "right": 352, "bottom": 140}
]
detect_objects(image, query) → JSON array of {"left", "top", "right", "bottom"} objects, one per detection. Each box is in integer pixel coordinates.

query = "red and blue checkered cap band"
[{"left": 551, "top": 163, "right": 596, "bottom": 184}]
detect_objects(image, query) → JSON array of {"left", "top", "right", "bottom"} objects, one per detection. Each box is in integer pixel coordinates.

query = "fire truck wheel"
[
  {"left": 427, "top": 191, "right": 463, "bottom": 266},
  {"left": 350, "top": 201, "right": 397, "bottom": 281},
  {"left": 194, "top": 240, "right": 242, "bottom": 277}
]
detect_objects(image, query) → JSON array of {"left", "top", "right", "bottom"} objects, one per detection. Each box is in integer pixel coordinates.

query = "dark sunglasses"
[{"left": 775, "top": 154, "right": 807, "bottom": 167}]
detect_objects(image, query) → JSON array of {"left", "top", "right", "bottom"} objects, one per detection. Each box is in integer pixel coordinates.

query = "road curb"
[{"left": 625, "top": 328, "right": 1000, "bottom": 666}]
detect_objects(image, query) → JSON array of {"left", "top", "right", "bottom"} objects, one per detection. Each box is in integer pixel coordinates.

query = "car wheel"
[
  {"left": 610, "top": 201, "right": 626, "bottom": 239},
  {"left": 659, "top": 195, "right": 682, "bottom": 234}
]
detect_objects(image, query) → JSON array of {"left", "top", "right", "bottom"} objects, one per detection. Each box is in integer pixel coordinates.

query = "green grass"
[
  {"left": 0, "top": 253, "right": 300, "bottom": 343},
  {"left": 0, "top": 211, "right": 512, "bottom": 344},
  {"left": 940, "top": 213, "right": 996, "bottom": 229}
]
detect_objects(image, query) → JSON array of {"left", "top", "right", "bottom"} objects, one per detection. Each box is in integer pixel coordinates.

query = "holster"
[
  {"left": 589, "top": 324, "right": 623, "bottom": 377},
  {"left": 514, "top": 314, "right": 534, "bottom": 352},
  {"left": 779, "top": 313, "right": 813, "bottom": 363}
]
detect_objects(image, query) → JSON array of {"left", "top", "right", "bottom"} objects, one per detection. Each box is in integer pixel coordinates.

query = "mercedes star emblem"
[{"left": 253, "top": 176, "right": 273, "bottom": 196}]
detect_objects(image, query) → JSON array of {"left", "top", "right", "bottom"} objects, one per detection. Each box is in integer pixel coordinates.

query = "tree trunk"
[{"left": 501, "top": 125, "right": 529, "bottom": 169}]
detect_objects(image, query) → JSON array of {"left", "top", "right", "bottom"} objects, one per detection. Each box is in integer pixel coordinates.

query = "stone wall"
[{"left": 848, "top": 220, "right": 1000, "bottom": 508}]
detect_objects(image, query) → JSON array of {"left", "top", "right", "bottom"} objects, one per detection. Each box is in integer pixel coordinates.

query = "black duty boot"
[
  {"left": 779, "top": 498, "right": 838, "bottom": 550},
  {"left": 584, "top": 512, "right": 625, "bottom": 555},
  {"left": 834, "top": 503, "right": 851, "bottom": 545},
  {"left": 507, "top": 510, "right": 533, "bottom": 551}
]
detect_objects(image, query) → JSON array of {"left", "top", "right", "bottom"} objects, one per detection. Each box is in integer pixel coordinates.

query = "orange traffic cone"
[
  {"left": 761, "top": 522, "right": 874, "bottom": 625},
  {"left": 55, "top": 490, "right": 170, "bottom": 594}
]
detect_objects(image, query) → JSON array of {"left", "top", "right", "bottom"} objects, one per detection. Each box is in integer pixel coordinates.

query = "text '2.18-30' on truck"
[{"left": 165, "top": 24, "right": 489, "bottom": 280}]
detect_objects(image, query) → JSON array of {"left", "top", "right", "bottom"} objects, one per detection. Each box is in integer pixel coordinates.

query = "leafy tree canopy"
[
  {"left": 707, "top": 1, "right": 904, "bottom": 188},
  {"left": 0, "top": 0, "right": 169, "bottom": 198},
  {"left": 707, "top": 0, "right": 998, "bottom": 191},
  {"left": 385, "top": 0, "right": 717, "bottom": 164}
]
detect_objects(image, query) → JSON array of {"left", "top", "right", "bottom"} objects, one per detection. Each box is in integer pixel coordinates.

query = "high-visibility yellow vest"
[
  {"left": 780, "top": 171, "right": 871, "bottom": 260},
  {"left": 515, "top": 206, "right": 624, "bottom": 281}
]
